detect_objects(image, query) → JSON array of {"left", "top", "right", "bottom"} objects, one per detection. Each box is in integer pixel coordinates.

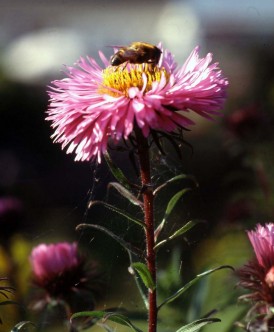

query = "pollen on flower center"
[{"left": 99, "top": 64, "right": 169, "bottom": 97}]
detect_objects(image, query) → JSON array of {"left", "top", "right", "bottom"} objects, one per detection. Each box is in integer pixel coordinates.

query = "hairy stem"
[{"left": 135, "top": 126, "right": 157, "bottom": 332}]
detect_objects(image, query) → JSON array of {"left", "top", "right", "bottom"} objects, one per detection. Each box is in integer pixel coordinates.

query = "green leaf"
[
  {"left": 131, "top": 262, "right": 155, "bottom": 290},
  {"left": 10, "top": 321, "right": 36, "bottom": 331},
  {"left": 175, "top": 318, "right": 221, "bottom": 332},
  {"left": 105, "top": 313, "right": 143, "bottom": 332},
  {"left": 71, "top": 310, "right": 104, "bottom": 321},
  {"left": 155, "top": 220, "right": 204, "bottom": 250},
  {"left": 71, "top": 311, "right": 143, "bottom": 332},
  {"left": 153, "top": 174, "right": 198, "bottom": 196},
  {"left": 76, "top": 223, "right": 148, "bottom": 308},
  {"left": 104, "top": 151, "right": 132, "bottom": 190},
  {"left": 88, "top": 201, "right": 145, "bottom": 227},
  {"left": 158, "top": 265, "right": 234, "bottom": 311},
  {"left": 76, "top": 224, "right": 141, "bottom": 256},
  {"left": 108, "top": 182, "right": 143, "bottom": 208},
  {"left": 127, "top": 263, "right": 149, "bottom": 310},
  {"left": 154, "top": 188, "right": 191, "bottom": 241}
]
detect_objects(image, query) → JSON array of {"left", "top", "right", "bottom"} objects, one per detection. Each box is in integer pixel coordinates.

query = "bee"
[{"left": 110, "top": 42, "right": 162, "bottom": 67}]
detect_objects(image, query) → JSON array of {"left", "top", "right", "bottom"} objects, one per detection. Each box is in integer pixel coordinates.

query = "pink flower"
[
  {"left": 248, "top": 223, "right": 274, "bottom": 269},
  {"left": 237, "top": 224, "right": 274, "bottom": 330},
  {"left": 29, "top": 242, "right": 103, "bottom": 312},
  {"left": 47, "top": 44, "right": 228, "bottom": 162},
  {"left": 30, "top": 242, "right": 80, "bottom": 284}
]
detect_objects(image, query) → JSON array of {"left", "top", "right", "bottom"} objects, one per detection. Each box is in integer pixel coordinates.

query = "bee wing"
[
  {"left": 122, "top": 49, "right": 139, "bottom": 58},
  {"left": 106, "top": 44, "right": 127, "bottom": 49}
]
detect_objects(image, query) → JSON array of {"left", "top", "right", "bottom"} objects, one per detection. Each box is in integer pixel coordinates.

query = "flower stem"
[{"left": 135, "top": 126, "right": 157, "bottom": 332}]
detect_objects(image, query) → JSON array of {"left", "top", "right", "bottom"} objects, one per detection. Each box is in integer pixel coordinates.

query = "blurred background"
[{"left": 0, "top": 0, "right": 274, "bottom": 331}]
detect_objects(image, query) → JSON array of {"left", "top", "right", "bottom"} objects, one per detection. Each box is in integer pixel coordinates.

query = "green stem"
[{"left": 135, "top": 126, "right": 157, "bottom": 332}]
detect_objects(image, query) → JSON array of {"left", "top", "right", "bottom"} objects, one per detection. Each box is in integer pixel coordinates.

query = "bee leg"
[
  {"left": 121, "top": 61, "right": 129, "bottom": 71},
  {"left": 114, "top": 61, "right": 128, "bottom": 72}
]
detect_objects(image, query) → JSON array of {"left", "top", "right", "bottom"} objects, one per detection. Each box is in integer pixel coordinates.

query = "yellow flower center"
[{"left": 99, "top": 64, "right": 169, "bottom": 97}]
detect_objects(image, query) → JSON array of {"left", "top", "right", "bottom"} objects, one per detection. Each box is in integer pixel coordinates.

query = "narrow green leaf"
[
  {"left": 76, "top": 224, "right": 141, "bottom": 256},
  {"left": 158, "top": 265, "right": 234, "bottom": 310},
  {"left": 71, "top": 311, "right": 143, "bottom": 332},
  {"left": 104, "top": 152, "right": 132, "bottom": 190},
  {"left": 10, "top": 321, "right": 36, "bottom": 331},
  {"left": 153, "top": 174, "right": 198, "bottom": 196},
  {"left": 105, "top": 313, "right": 143, "bottom": 332},
  {"left": 76, "top": 223, "right": 148, "bottom": 308},
  {"left": 155, "top": 220, "right": 204, "bottom": 250},
  {"left": 108, "top": 182, "right": 143, "bottom": 208},
  {"left": 131, "top": 262, "right": 155, "bottom": 290},
  {"left": 165, "top": 189, "right": 190, "bottom": 215},
  {"left": 88, "top": 201, "right": 145, "bottom": 227},
  {"left": 169, "top": 220, "right": 203, "bottom": 238},
  {"left": 154, "top": 188, "right": 191, "bottom": 241},
  {"left": 71, "top": 310, "right": 103, "bottom": 320},
  {"left": 127, "top": 264, "right": 149, "bottom": 310},
  {"left": 175, "top": 318, "right": 221, "bottom": 332}
]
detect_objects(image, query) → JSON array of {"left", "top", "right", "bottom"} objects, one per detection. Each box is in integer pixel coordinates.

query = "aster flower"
[
  {"left": 237, "top": 223, "right": 274, "bottom": 330},
  {"left": 47, "top": 44, "right": 228, "bottom": 162},
  {"left": 29, "top": 242, "right": 103, "bottom": 314}
]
